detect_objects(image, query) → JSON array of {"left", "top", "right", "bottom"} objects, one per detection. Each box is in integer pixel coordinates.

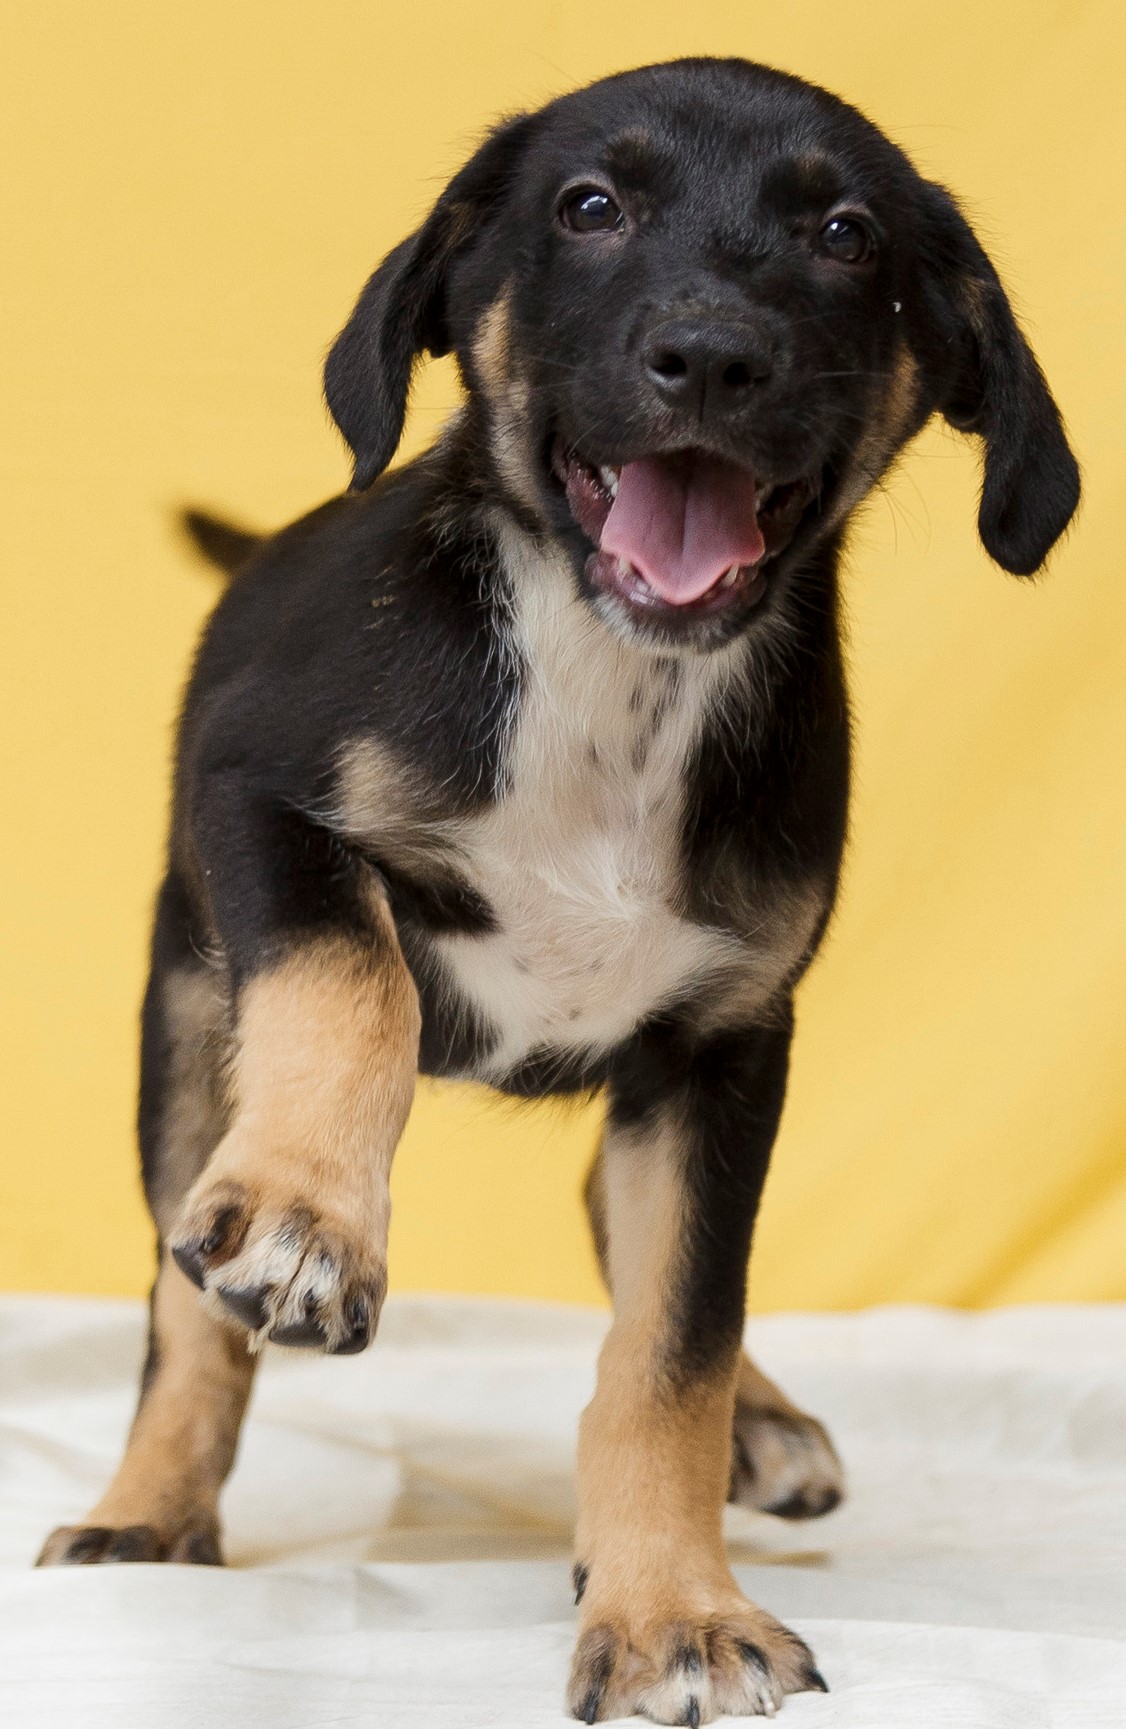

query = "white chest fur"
[{"left": 433, "top": 529, "right": 744, "bottom": 1077}]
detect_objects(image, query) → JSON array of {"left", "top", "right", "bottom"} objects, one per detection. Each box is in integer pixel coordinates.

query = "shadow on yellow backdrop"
[{"left": 2, "top": 1, "right": 1123, "bottom": 1307}]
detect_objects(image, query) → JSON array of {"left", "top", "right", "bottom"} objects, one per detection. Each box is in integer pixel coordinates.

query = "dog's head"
[{"left": 325, "top": 59, "right": 1079, "bottom": 652}]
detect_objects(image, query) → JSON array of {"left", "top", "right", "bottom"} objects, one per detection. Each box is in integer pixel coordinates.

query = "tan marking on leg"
[
  {"left": 583, "top": 1138, "right": 843, "bottom": 1528},
  {"left": 170, "top": 895, "right": 420, "bottom": 1351},
  {"left": 229, "top": 905, "right": 418, "bottom": 1181},
  {"left": 38, "top": 1254, "right": 253, "bottom": 1565},
  {"left": 576, "top": 1118, "right": 733, "bottom": 1597},
  {"left": 571, "top": 1118, "right": 820, "bottom": 1721}
]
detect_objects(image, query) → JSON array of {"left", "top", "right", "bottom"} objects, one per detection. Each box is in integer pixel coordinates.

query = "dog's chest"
[{"left": 433, "top": 567, "right": 739, "bottom": 1076}]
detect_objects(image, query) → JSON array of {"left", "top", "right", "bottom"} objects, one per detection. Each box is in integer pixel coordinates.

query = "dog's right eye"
[{"left": 558, "top": 187, "right": 624, "bottom": 234}]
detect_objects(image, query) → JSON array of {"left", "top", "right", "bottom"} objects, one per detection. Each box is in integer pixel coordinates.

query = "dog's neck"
[{"left": 416, "top": 410, "right": 845, "bottom": 769}]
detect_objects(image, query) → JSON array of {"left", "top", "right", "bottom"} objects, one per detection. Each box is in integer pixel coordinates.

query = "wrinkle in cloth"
[{"left": 1, "top": 1294, "right": 1124, "bottom": 1725}]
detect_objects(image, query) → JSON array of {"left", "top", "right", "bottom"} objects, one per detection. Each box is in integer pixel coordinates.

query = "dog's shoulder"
[{"left": 179, "top": 450, "right": 518, "bottom": 805}]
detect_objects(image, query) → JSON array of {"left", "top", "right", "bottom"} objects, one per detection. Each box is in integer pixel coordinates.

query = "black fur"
[
  {"left": 179, "top": 509, "right": 263, "bottom": 578},
  {"left": 916, "top": 181, "right": 1080, "bottom": 575},
  {"left": 607, "top": 1011, "right": 794, "bottom": 1383},
  {"left": 154, "top": 59, "right": 1077, "bottom": 1386}
]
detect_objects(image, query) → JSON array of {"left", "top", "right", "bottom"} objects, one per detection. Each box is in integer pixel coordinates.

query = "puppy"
[{"left": 39, "top": 57, "right": 1078, "bottom": 1725}]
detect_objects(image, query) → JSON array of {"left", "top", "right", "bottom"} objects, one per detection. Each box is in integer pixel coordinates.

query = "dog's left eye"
[
  {"left": 559, "top": 187, "right": 624, "bottom": 234},
  {"left": 816, "top": 214, "right": 875, "bottom": 264}
]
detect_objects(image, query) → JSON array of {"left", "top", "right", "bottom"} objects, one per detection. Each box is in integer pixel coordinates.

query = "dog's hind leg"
[
  {"left": 39, "top": 874, "right": 255, "bottom": 1565},
  {"left": 37, "top": 1252, "right": 256, "bottom": 1565},
  {"left": 728, "top": 1352, "right": 843, "bottom": 1522},
  {"left": 583, "top": 1140, "right": 843, "bottom": 1527}
]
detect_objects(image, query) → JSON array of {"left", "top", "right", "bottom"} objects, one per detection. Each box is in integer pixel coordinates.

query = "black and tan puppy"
[{"left": 39, "top": 58, "right": 1078, "bottom": 1725}]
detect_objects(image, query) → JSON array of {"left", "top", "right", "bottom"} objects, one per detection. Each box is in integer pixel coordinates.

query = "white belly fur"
[{"left": 434, "top": 523, "right": 746, "bottom": 1077}]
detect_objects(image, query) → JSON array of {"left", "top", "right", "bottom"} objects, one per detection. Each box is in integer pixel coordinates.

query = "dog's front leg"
[
  {"left": 569, "top": 1014, "right": 827, "bottom": 1724},
  {"left": 169, "top": 783, "right": 420, "bottom": 1353}
]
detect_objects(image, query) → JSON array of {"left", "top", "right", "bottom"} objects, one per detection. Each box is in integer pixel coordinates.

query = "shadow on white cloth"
[{"left": 2, "top": 1294, "right": 1124, "bottom": 1724}]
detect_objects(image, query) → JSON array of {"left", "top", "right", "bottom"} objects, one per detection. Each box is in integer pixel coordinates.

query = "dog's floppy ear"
[
  {"left": 325, "top": 113, "right": 536, "bottom": 490},
  {"left": 917, "top": 183, "right": 1080, "bottom": 575}
]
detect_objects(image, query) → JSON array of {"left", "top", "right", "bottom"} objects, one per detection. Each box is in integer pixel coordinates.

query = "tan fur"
[
  {"left": 829, "top": 339, "right": 924, "bottom": 523},
  {"left": 225, "top": 909, "right": 418, "bottom": 1180},
  {"left": 571, "top": 1115, "right": 816, "bottom": 1719},
  {"left": 575, "top": 1119, "right": 736, "bottom": 1609},
  {"left": 172, "top": 896, "right": 420, "bottom": 1349},
  {"left": 472, "top": 290, "right": 540, "bottom": 515},
  {"left": 687, "top": 880, "right": 829, "bottom": 1036},
  {"left": 584, "top": 1135, "right": 843, "bottom": 1527},
  {"left": 333, "top": 734, "right": 464, "bottom": 878},
  {"left": 736, "top": 1353, "right": 803, "bottom": 1414},
  {"left": 38, "top": 1254, "right": 253, "bottom": 1563},
  {"left": 730, "top": 1352, "right": 844, "bottom": 1517}
]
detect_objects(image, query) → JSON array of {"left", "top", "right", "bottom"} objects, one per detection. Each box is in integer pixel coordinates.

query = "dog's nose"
[{"left": 642, "top": 319, "right": 774, "bottom": 418}]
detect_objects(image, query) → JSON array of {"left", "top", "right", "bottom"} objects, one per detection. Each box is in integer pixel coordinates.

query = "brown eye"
[
  {"left": 559, "top": 187, "right": 623, "bottom": 234},
  {"left": 816, "top": 214, "right": 874, "bottom": 264}
]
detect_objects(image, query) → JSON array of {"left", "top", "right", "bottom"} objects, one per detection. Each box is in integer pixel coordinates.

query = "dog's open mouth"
[{"left": 551, "top": 440, "right": 821, "bottom": 621}]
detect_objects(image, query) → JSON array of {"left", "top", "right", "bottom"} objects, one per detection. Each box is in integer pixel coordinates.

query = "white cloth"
[{"left": 1, "top": 1295, "right": 1124, "bottom": 1725}]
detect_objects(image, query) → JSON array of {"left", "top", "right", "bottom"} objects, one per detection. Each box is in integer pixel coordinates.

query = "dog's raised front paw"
[{"left": 170, "top": 1177, "right": 385, "bottom": 1354}]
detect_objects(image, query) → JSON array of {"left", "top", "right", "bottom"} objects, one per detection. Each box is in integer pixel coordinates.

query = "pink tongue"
[{"left": 599, "top": 453, "right": 764, "bottom": 604}]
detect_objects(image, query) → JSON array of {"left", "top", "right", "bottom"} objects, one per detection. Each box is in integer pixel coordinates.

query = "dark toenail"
[
  {"left": 61, "top": 1527, "right": 113, "bottom": 1563},
  {"left": 217, "top": 1285, "right": 270, "bottom": 1330},
  {"left": 685, "top": 1700, "right": 700, "bottom": 1729},
  {"left": 201, "top": 1221, "right": 227, "bottom": 1254},
  {"left": 804, "top": 1666, "right": 830, "bottom": 1693},
  {"left": 329, "top": 1326, "right": 369, "bottom": 1355},
  {"left": 328, "top": 1297, "right": 370, "bottom": 1355},
  {"left": 572, "top": 1562, "right": 589, "bottom": 1605},
  {"left": 173, "top": 1528, "right": 223, "bottom": 1566},
  {"left": 171, "top": 1243, "right": 208, "bottom": 1289},
  {"left": 737, "top": 1641, "right": 770, "bottom": 1675},
  {"left": 764, "top": 1487, "right": 837, "bottom": 1520},
  {"left": 104, "top": 1525, "right": 163, "bottom": 1563},
  {"left": 269, "top": 1317, "right": 328, "bottom": 1349}
]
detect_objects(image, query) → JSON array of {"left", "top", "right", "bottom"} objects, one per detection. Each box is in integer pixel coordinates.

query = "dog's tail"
[{"left": 178, "top": 508, "right": 265, "bottom": 580}]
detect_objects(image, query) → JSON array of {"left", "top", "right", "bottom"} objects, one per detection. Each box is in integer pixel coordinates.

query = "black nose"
[{"left": 642, "top": 318, "right": 774, "bottom": 418}]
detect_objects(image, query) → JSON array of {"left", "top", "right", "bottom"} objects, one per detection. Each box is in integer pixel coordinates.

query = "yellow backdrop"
[{"left": 2, "top": 1, "right": 1123, "bottom": 1309}]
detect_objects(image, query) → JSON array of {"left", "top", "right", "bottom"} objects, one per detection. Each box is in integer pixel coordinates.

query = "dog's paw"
[
  {"left": 170, "top": 1178, "right": 385, "bottom": 1354},
  {"left": 37, "top": 1517, "right": 222, "bottom": 1567},
  {"left": 729, "top": 1398, "right": 844, "bottom": 1521},
  {"left": 567, "top": 1597, "right": 825, "bottom": 1723}
]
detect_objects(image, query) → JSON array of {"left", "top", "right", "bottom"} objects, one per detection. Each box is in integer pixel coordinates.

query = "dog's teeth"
[
  {"left": 718, "top": 565, "right": 741, "bottom": 588},
  {"left": 617, "top": 556, "right": 649, "bottom": 590},
  {"left": 599, "top": 466, "right": 619, "bottom": 498}
]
